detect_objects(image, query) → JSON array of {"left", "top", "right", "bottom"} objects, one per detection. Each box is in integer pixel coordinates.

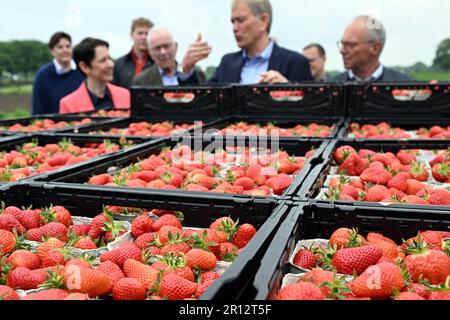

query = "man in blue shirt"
[
  {"left": 31, "top": 32, "right": 84, "bottom": 115},
  {"left": 206, "top": 0, "right": 312, "bottom": 84}
]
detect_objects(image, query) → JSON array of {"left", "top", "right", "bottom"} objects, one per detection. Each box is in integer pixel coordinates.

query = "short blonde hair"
[{"left": 131, "top": 17, "right": 154, "bottom": 33}]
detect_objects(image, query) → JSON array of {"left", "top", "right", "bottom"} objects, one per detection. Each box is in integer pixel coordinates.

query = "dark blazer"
[
  {"left": 331, "top": 67, "right": 415, "bottom": 82},
  {"left": 208, "top": 43, "right": 313, "bottom": 84},
  {"left": 112, "top": 52, "right": 153, "bottom": 88},
  {"left": 131, "top": 64, "right": 206, "bottom": 86}
]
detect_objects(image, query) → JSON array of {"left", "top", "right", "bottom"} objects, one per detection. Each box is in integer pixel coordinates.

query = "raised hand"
[{"left": 182, "top": 33, "right": 212, "bottom": 74}]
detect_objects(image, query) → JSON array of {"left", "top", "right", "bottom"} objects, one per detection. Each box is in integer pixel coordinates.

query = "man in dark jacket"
[
  {"left": 332, "top": 15, "right": 415, "bottom": 82},
  {"left": 112, "top": 17, "right": 154, "bottom": 88},
  {"left": 132, "top": 27, "right": 209, "bottom": 86},
  {"left": 189, "top": 0, "right": 312, "bottom": 84}
]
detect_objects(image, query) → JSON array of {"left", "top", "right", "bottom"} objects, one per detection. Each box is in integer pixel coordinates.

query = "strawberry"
[
  {"left": 332, "top": 245, "right": 383, "bottom": 275},
  {"left": 87, "top": 213, "right": 109, "bottom": 240},
  {"left": 329, "top": 228, "right": 365, "bottom": 249},
  {"left": 41, "top": 249, "right": 69, "bottom": 268},
  {"left": 333, "top": 146, "right": 356, "bottom": 164},
  {"left": 365, "top": 185, "right": 389, "bottom": 202},
  {"left": 401, "top": 195, "right": 429, "bottom": 205},
  {"left": 40, "top": 205, "right": 72, "bottom": 227},
  {"left": 406, "top": 179, "right": 426, "bottom": 196},
  {"left": 7, "top": 250, "right": 40, "bottom": 270},
  {"left": 131, "top": 214, "right": 153, "bottom": 238},
  {"left": 409, "top": 161, "right": 428, "bottom": 181},
  {"left": 387, "top": 172, "right": 411, "bottom": 192},
  {"left": 233, "top": 223, "right": 257, "bottom": 249},
  {"left": 96, "top": 260, "right": 125, "bottom": 285},
  {"left": 350, "top": 262, "right": 404, "bottom": 299},
  {"left": 7, "top": 267, "right": 44, "bottom": 290},
  {"left": 0, "top": 214, "right": 26, "bottom": 234},
  {"left": 337, "top": 153, "right": 368, "bottom": 176},
  {"left": 360, "top": 166, "right": 392, "bottom": 185},
  {"left": 112, "top": 277, "right": 147, "bottom": 300},
  {"left": 186, "top": 248, "right": 217, "bottom": 270},
  {"left": 100, "top": 243, "right": 142, "bottom": 268},
  {"left": 65, "top": 258, "right": 92, "bottom": 270},
  {"left": 432, "top": 163, "right": 450, "bottom": 183},
  {"left": 275, "top": 281, "right": 325, "bottom": 300},
  {"left": 195, "top": 279, "right": 215, "bottom": 298},
  {"left": 395, "top": 291, "right": 425, "bottom": 300},
  {"left": 134, "top": 232, "right": 157, "bottom": 251},
  {"left": 122, "top": 259, "right": 158, "bottom": 290},
  {"left": 0, "top": 285, "right": 19, "bottom": 300},
  {"left": 403, "top": 233, "right": 450, "bottom": 285},
  {"left": 191, "top": 173, "right": 216, "bottom": 189},
  {"left": 0, "top": 229, "right": 15, "bottom": 256},
  {"left": 22, "top": 289, "right": 69, "bottom": 300},
  {"left": 64, "top": 292, "right": 90, "bottom": 300},
  {"left": 200, "top": 271, "right": 221, "bottom": 284},
  {"left": 219, "top": 242, "right": 239, "bottom": 262},
  {"left": 9, "top": 208, "right": 40, "bottom": 230},
  {"left": 266, "top": 174, "right": 293, "bottom": 195},
  {"left": 72, "top": 224, "right": 90, "bottom": 237},
  {"left": 233, "top": 177, "right": 255, "bottom": 190},
  {"left": 102, "top": 219, "right": 128, "bottom": 243},
  {"left": 159, "top": 273, "right": 198, "bottom": 300},
  {"left": 74, "top": 237, "right": 97, "bottom": 250},
  {"left": 278, "top": 157, "right": 300, "bottom": 174},
  {"left": 158, "top": 226, "right": 183, "bottom": 244},
  {"left": 402, "top": 230, "right": 444, "bottom": 251},
  {"left": 293, "top": 249, "right": 316, "bottom": 269},
  {"left": 340, "top": 185, "right": 359, "bottom": 200},
  {"left": 27, "top": 222, "right": 69, "bottom": 242},
  {"left": 88, "top": 173, "right": 113, "bottom": 185},
  {"left": 396, "top": 151, "right": 417, "bottom": 165},
  {"left": 64, "top": 266, "right": 112, "bottom": 297},
  {"left": 428, "top": 189, "right": 450, "bottom": 206},
  {"left": 152, "top": 214, "right": 182, "bottom": 232},
  {"left": 37, "top": 238, "right": 65, "bottom": 262},
  {"left": 407, "top": 283, "right": 430, "bottom": 299}
]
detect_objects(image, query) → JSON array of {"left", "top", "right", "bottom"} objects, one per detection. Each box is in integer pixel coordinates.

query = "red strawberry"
[
  {"left": 97, "top": 260, "right": 125, "bottom": 285},
  {"left": 334, "top": 146, "right": 356, "bottom": 164},
  {"left": 88, "top": 173, "right": 113, "bottom": 185},
  {"left": 396, "top": 151, "right": 417, "bottom": 165},
  {"left": 39, "top": 205, "right": 72, "bottom": 227},
  {"left": 233, "top": 177, "right": 255, "bottom": 190},
  {"left": 131, "top": 214, "right": 153, "bottom": 238},
  {"left": 302, "top": 268, "right": 337, "bottom": 297},
  {"left": 219, "top": 242, "right": 239, "bottom": 261},
  {"left": 337, "top": 153, "right": 368, "bottom": 176},
  {"left": 10, "top": 208, "right": 41, "bottom": 230},
  {"left": 22, "top": 289, "right": 69, "bottom": 300},
  {"left": 409, "top": 161, "right": 428, "bottom": 181},
  {"left": 233, "top": 223, "right": 257, "bottom": 249},
  {"left": 74, "top": 237, "right": 97, "bottom": 250},
  {"left": 387, "top": 172, "right": 411, "bottom": 193},
  {"left": 407, "top": 283, "right": 430, "bottom": 299},
  {"left": 0, "top": 229, "right": 15, "bottom": 256},
  {"left": 158, "top": 226, "right": 183, "bottom": 244},
  {"left": 406, "top": 179, "right": 426, "bottom": 196},
  {"left": 428, "top": 189, "right": 450, "bottom": 206},
  {"left": 195, "top": 279, "right": 215, "bottom": 298},
  {"left": 350, "top": 262, "right": 404, "bottom": 299},
  {"left": 27, "top": 222, "right": 68, "bottom": 242},
  {"left": 64, "top": 267, "right": 112, "bottom": 298},
  {"left": 329, "top": 228, "right": 365, "bottom": 249},
  {"left": 112, "top": 277, "right": 147, "bottom": 300},
  {"left": 276, "top": 281, "right": 325, "bottom": 300},
  {"left": 432, "top": 163, "right": 450, "bottom": 183},
  {"left": 332, "top": 245, "right": 383, "bottom": 275},
  {"left": 201, "top": 271, "right": 221, "bottom": 284},
  {"left": 134, "top": 232, "right": 157, "bottom": 251},
  {"left": 72, "top": 224, "right": 91, "bottom": 237},
  {"left": 365, "top": 185, "right": 389, "bottom": 202},
  {"left": 7, "top": 250, "right": 40, "bottom": 270},
  {"left": 0, "top": 285, "right": 20, "bottom": 300},
  {"left": 428, "top": 290, "right": 450, "bottom": 300},
  {"left": 293, "top": 249, "right": 316, "bottom": 269},
  {"left": 186, "top": 248, "right": 217, "bottom": 270},
  {"left": 191, "top": 173, "right": 216, "bottom": 189},
  {"left": 36, "top": 238, "right": 64, "bottom": 262},
  {"left": 159, "top": 273, "right": 198, "bottom": 300},
  {"left": 152, "top": 214, "right": 182, "bottom": 232},
  {"left": 64, "top": 292, "right": 90, "bottom": 300},
  {"left": 360, "top": 167, "right": 392, "bottom": 185},
  {"left": 0, "top": 214, "right": 26, "bottom": 234},
  {"left": 278, "top": 157, "right": 300, "bottom": 174},
  {"left": 395, "top": 291, "right": 425, "bottom": 300},
  {"left": 401, "top": 195, "right": 429, "bottom": 205},
  {"left": 7, "top": 267, "right": 44, "bottom": 290},
  {"left": 87, "top": 214, "right": 108, "bottom": 240},
  {"left": 100, "top": 243, "right": 142, "bottom": 268},
  {"left": 122, "top": 259, "right": 158, "bottom": 290}
]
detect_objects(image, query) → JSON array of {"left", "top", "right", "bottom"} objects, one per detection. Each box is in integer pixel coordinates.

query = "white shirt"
[
  {"left": 53, "top": 59, "right": 77, "bottom": 75},
  {"left": 348, "top": 64, "right": 384, "bottom": 82},
  {"left": 157, "top": 64, "right": 195, "bottom": 86}
]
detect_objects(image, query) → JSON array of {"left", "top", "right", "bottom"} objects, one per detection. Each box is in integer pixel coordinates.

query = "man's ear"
[
  {"left": 259, "top": 13, "right": 270, "bottom": 32},
  {"left": 78, "top": 61, "right": 90, "bottom": 75},
  {"left": 371, "top": 42, "right": 383, "bottom": 56},
  {"left": 174, "top": 42, "right": 178, "bottom": 54}
]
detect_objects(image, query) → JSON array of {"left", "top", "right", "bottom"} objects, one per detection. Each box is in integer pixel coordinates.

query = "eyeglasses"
[{"left": 337, "top": 40, "right": 375, "bottom": 50}]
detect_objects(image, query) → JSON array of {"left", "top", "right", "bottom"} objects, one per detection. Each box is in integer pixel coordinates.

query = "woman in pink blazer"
[{"left": 60, "top": 38, "right": 130, "bottom": 114}]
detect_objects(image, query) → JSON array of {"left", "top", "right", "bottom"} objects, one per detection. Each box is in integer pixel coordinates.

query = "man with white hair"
[
  {"left": 333, "top": 15, "right": 414, "bottom": 82},
  {"left": 132, "top": 27, "right": 209, "bottom": 86}
]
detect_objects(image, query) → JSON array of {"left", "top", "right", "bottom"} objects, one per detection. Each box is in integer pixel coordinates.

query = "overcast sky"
[{"left": 1, "top": 0, "right": 449, "bottom": 71}]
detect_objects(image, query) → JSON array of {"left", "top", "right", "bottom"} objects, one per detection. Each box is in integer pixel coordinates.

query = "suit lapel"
[
  {"left": 229, "top": 54, "right": 245, "bottom": 83},
  {"left": 268, "top": 43, "right": 280, "bottom": 71}
]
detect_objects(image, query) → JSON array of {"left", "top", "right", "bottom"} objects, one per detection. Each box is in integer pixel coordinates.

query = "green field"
[
  {"left": 411, "top": 72, "right": 450, "bottom": 81},
  {"left": 0, "top": 108, "right": 29, "bottom": 119},
  {"left": 0, "top": 84, "right": 32, "bottom": 95}
]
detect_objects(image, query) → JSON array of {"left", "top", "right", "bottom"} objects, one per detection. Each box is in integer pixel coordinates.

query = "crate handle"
[
  {"left": 391, "top": 89, "right": 432, "bottom": 102},
  {"left": 269, "top": 90, "right": 304, "bottom": 102},
  {"left": 163, "top": 92, "right": 195, "bottom": 104}
]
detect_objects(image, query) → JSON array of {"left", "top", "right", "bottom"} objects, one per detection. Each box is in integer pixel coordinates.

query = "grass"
[
  {"left": 410, "top": 72, "right": 450, "bottom": 81},
  {"left": 0, "top": 107, "right": 30, "bottom": 120},
  {"left": 0, "top": 84, "right": 32, "bottom": 95}
]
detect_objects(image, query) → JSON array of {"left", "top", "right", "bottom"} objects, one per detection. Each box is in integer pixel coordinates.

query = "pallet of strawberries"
[
  {"left": 250, "top": 203, "right": 450, "bottom": 300},
  {"left": 0, "top": 182, "right": 287, "bottom": 300}
]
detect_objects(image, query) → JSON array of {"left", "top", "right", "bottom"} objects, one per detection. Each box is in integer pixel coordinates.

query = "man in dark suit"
[
  {"left": 207, "top": 0, "right": 312, "bottom": 84},
  {"left": 332, "top": 15, "right": 415, "bottom": 82},
  {"left": 132, "top": 27, "right": 209, "bottom": 86}
]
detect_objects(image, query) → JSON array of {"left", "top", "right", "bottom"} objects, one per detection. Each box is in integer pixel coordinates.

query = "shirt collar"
[
  {"left": 53, "top": 59, "right": 76, "bottom": 75},
  {"left": 130, "top": 47, "right": 149, "bottom": 61},
  {"left": 242, "top": 40, "right": 274, "bottom": 62},
  {"left": 157, "top": 63, "right": 180, "bottom": 77},
  {"left": 348, "top": 64, "right": 384, "bottom": 82}
]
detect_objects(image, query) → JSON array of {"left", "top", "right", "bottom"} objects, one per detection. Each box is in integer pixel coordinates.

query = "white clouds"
[{"left": 0, "top": 0, "right": 449, "bottom": 71}]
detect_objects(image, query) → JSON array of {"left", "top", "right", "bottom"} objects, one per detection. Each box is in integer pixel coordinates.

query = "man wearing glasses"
[
  {"left": 132, "top": 27, "right": 209, "bottom": 86},
  {"left": 333, "top": 15, "right": 414, "bottom": 82}
]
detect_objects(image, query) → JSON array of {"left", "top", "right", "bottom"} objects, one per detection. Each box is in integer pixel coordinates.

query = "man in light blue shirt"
[
  {"left": 132, "top": 27, "right": 210, "bottom": 86},
  {"left": 240, "top": 40, "right": 274, "bottom": 84}
]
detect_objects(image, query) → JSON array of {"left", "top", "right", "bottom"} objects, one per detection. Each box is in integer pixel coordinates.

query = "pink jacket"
[{"left": 59, "top": 81, "right": 130, "bottom": 114}]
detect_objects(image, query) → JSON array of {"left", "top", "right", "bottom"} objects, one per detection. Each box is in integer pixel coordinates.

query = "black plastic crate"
[
  {"left": 33, "top": 136, "right": 329, "bottom": 201},
  {"left": 1, "top": 182, "right": 286, "bottom": 300},
  {"left": 234, "top": 83, "right": 344, "bottom": 120},
  {"left": 0, "top": 133, "right": 148, "bottom": 185},
  {"left": 349, "top": 82, "right": 450, "bottom": 120},
  {"left": 0, "top": 115, "right": 122, "bottom": 134},
  {"left": 75, "top": 117, "right": 223, "bottom": 140},
  {"left": 338, "top": 118, "right": 450, "bottom": 140},
  {"left": 251, "top": 201, "right": 450, "bottom": 300},
  {"left": 130, "top": 85, "right": 232, "bottom": 121},
  {"left": 296, "top": 139, "right": 450, "bottom": 210},
  {"left": 198, "top": 116, "right": 343, "bottom": 139}
]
